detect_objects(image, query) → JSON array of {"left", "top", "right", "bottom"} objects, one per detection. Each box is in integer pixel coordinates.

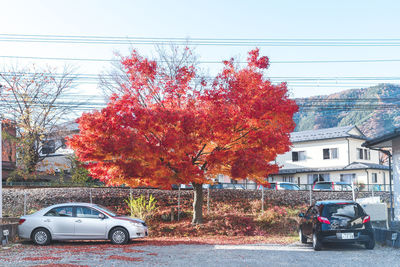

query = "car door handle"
[
  {"left": 75, "top": 219, "right": 82, "bottom": 223},
  {"left": 44, "top": 219, "right": 51, "bottom": 222}
]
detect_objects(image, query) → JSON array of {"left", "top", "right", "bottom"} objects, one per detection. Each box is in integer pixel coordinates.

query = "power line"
[
  {"left": 3, "top": 34, "right": 400, "bottom": 46},
  {"left": 3, "top": 55, "right": 400, "bottom": 64}
]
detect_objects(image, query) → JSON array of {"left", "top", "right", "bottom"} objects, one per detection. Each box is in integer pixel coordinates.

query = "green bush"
[{"left": 125, "top": 194, "right": 158, "bottom": 221}]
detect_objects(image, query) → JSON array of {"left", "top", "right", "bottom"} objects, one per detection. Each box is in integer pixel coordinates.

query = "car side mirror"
[
  {"left": 98, "top": 213, "right": 105, "bottom": 220},
  {"left": 298, "top": 212, "right": 305, "bottom": 218}
]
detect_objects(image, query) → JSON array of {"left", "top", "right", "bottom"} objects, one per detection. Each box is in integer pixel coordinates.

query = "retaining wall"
[{"left": 2, "top": 187, "right": 390, "bottom": 217}]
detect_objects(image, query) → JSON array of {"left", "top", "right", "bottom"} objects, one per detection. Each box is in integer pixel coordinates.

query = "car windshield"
[
  {"left": 280, "top": 184, "right": 299, "bottom": 190},
  {"left": 94, "top": 205, "right": 118, "bottom": 217},
  {"left": 323, "top": 203, "right": 361, "bottom": 219},
  {"left": 314, "top": 183, "right": 331, "bottom": 189}
]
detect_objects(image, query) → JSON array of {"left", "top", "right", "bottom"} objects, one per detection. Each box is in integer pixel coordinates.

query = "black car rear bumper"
[{"left": 319, "top": 230, "right": 373, "bottom": 243}]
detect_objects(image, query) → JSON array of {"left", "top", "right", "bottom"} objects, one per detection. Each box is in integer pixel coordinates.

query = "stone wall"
[{"left": 2, "top": 187, "right": 390, "bottom": 217}]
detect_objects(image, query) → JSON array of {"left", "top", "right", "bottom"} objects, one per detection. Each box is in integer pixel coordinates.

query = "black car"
[{"left": 298, "top": 200, "right": 375, "bottom": 251}]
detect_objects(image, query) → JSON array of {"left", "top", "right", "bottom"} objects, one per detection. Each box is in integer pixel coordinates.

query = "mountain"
[{"left": 294, "top": 84, "right": 400, "bottom": 138}]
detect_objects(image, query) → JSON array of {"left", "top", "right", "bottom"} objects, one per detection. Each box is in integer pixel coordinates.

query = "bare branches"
[{"left": 0, "top": 64, "right": 78, "bottom": 177}]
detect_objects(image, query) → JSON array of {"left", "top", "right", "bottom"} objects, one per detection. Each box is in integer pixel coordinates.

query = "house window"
[
  {"left": 323, "top": 148, "right": 338, "bottom": 160},
  {"left": 372, "top": 173, "right": 378, "bottom": 183},
  {"left": 307, "top": 173, "right": 330, "bottom": 184},
  {"left": 340, "top": 173, "right": 355, "bottom": 183},
  {"left": 357, "top": 148, "right": 370, "bottom": 160},
  {"left": 292, "top": 151, "right": 306, "bottom": 162},
  {"left": 283, "top": 176, "right": 294, "bottom": 183},
  {"left": 41, "top": 140, "right": 55, "bottom": 155}
]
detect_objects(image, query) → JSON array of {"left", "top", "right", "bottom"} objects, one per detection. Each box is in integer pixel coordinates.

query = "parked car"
[
  {"left": 18, "top": 203, "right": 148, "bottom": 245},
  {"left": 262, "top": 182, "right": 300, "bottom": 190},
  {"left": 171, "top": 184, "right": 193, "bottom": 190},
  {"left": 312, "top": 181, "right": 357, "bottom": 191},
  {"left": 298, "top": 200, "right": 375, "bottom": 251}
]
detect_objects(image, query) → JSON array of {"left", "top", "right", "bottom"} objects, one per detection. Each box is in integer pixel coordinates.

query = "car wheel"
[
  {"left": 312, "top": 232, "right": 322, "bottom": 251},
  {"left": 299, "top": 228, "right": 307, "bottom": 244},
  {"left": 32, "top": 228, "right": 51, "bottom": 246},
  {"left": 110, "top": 227, "right": 129, "bottom": 245},
  {"left": 364, "top": 237, "right": 375, "bottom": 250}
]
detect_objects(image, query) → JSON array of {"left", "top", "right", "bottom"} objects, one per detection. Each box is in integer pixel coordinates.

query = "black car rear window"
[{"left": 322, "top": 203, "right": 363, "bottom": 219}]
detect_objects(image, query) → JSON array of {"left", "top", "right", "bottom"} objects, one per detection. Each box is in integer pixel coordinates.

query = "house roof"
[
  {"left": 291, "top": 125, "right": 366, "bottom": 143},
  {"left": 276, "top": 162, "right": 389, "bottom": 175},
  {"left": 362, "top": 128, "right": 400, "bottom": 149}
]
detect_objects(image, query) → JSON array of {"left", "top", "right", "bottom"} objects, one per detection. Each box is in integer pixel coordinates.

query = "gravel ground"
[{"left": 0, "top": 240, "right": 399, "bottom": 266}]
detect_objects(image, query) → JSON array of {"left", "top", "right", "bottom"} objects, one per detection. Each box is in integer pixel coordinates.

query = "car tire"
[
  {"left": 364, "top": 237, "right": 375, "bottom": 250},
  {"left": 299, "top": 228, "right": 307, "bottom": 244},
  {"left": 110, "top": 227, "right": 129, "bottom": 245},
  {"left": 312, "top": 232, "right": 322, "bottom": 251},
  {"left": 32, "top": 228, "right": 51, "bottom": 246}
]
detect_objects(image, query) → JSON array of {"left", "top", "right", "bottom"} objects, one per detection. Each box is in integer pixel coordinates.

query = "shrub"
[{"left": 125, "top": 194, "right": 158, "bottom": 221}]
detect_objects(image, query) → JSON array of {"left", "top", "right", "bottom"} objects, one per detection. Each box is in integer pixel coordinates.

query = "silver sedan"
[{"left": 18, "top": 202, "right": 148, "bottom": 245}]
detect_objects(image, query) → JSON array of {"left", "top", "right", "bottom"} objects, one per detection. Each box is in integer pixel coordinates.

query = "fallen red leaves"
[
  {"left": 147, "top": 252, "right": 158, "bottom": 256},
  {"left": 107, "top": 255, "right": 144, "bottom": 262}
]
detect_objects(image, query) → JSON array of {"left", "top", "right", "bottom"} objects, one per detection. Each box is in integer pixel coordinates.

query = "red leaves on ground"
[
  {"left": 147, "top": 252, "right": 158, "bottom": 256},
  {"left": 107, "top": 255, "right": 144, "bottom": 262}
]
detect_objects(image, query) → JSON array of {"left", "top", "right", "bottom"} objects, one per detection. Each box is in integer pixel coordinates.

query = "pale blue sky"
[{"left": 1, "top": 0, "right": 400, "bottom": 98}]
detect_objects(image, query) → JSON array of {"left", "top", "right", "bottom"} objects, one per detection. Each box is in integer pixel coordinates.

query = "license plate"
[{"left": 338, "top": 232, "right": 354, "bottom": 239}]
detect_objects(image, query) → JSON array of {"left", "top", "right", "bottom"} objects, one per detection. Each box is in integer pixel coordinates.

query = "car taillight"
[
  {"left": 332, "top": 183, "right": 334, "bottom": 190},
  {"left": 317, "top": 216, "right": 330, "bottom": 224},
  {"left": 363, "top": 215, "right": 370, "bottom": 224},
  {"left": 19, "top": 219, "right": 26, "bottom": 225}
]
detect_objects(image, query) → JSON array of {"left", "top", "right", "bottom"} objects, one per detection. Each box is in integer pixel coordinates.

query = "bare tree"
[
  {"left": 100, "top": 43, "right": 205, "bottom": 98},
  {"left": 0, "top": 64, "right": 78, "bottom": 178}
]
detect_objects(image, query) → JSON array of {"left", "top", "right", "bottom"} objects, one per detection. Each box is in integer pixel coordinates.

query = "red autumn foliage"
[
  {"left": 107, "top": 255, "right": 144, "bottom": 262},
  {"left": 68, "top": 48, "right": 298, "bottom": 222}
]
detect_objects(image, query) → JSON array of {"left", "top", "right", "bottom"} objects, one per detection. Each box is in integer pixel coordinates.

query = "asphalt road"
[{"left": 0, "top": 241, "right": 399, "bottom": 266}]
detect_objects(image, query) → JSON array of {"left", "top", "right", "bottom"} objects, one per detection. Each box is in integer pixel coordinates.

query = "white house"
[
  {"left": 36, "top": 121, "right": 79, "bottom": 173},
  {"left": 270, "top": 125, "right": 389, "bottom": 191}
]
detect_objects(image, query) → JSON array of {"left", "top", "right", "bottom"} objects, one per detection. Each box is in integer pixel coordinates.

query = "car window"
[
  {"left": 323, "top": 203, "right": 361, "bottom": 219},
  {"left": 280, "top": 184, "right": 299, "bottom": 190},
  {"left": 343, "top": 185, "right": 352, "bottom": 191},
  {"left": 94, "top": 205, "right": 117, "bottom": 217},
  {"left": 314, "top": 183, "right": 332, "bottom": 190},
  {"left": 45, "top": 206, "right": 73, "bottom": 217},
  {"left": 76, "top": 206, "right": 101, "bottom": 218}
]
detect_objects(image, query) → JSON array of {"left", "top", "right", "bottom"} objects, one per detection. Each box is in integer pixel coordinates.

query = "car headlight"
[{"left": 129, "top": 221, "right": 143, "bottom": 227}]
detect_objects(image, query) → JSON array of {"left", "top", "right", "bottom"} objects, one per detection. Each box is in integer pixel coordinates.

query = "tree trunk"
[{"left": 192, "top": 183, "right": 203, "bottom": 224}]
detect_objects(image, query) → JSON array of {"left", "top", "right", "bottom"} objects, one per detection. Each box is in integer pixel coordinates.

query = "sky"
[{"left": 1, "top": 0, "right": 400, "bottom": 101}]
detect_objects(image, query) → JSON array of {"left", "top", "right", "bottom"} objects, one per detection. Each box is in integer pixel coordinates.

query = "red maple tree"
[{"left": 68, "top": 48, "right": 298, "bottom": 224}]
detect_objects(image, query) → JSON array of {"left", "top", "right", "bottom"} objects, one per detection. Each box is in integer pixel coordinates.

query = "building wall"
[
  {"left": 276, "top": 138, "right": 349, "bottom": 168},
  {"left": 276, "top": 137, "right": 381, "bottom": 169},
  {"left": 348, "top": 138, "right": 380, "bottom": 164}
]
